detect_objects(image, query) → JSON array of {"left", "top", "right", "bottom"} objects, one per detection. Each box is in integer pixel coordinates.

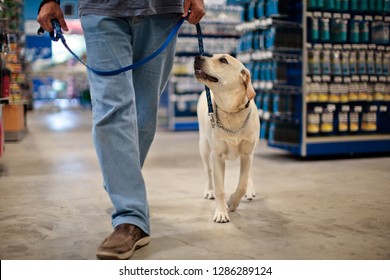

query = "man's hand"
[
  {"left": 182, "top": 0, "right": 206, "bottom": 25},
  {"left": 37, "top": 2, "right": 68, "bottom": 33}
]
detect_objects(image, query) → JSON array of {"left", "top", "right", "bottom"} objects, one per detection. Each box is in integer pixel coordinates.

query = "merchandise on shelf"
[
  {"left": 233, "top": 0, "right": 390, "bottom": 156},
  {"left": 0, "top": 0, "right": 32, "bottom": 106},
  {"left": 0, "top": 0, "right": 29, "bottom": 146},
  {"left": 0, "top": 105, "right": 3, "bottom": 157}
]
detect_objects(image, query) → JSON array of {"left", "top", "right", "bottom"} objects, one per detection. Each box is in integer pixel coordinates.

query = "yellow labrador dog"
[{"left": 194, "top": 54, "right": 260, "bottom": 223}]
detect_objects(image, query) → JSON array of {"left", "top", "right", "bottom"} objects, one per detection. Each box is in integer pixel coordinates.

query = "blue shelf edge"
[
  {"left": 269, "top": 138, "right": 390, "bottom": 157},
  {"left": 305, "top": 139, "right": 390, "bottom": 157},
  {"left": 171, "top": 122, "right": 199, "bottom": 131}
]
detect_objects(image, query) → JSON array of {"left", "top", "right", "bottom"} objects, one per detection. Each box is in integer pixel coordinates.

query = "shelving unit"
[
  {"left": 231, "top": 0, "right": 390, "bottom": 156},
  {"left": 167, "top": 5, "right": 242, "bottom": 131},
  {"left": 0, "top": 0, "right": 30, "bottom": 142},
  {"left": 1, "top": 2, "right": 8, "bottom": 156}
]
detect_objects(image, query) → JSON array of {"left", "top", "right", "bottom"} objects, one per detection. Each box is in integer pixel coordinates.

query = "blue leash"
[
  {"left": 44, "top": 16, "right": 215, "bottom": 125},
  {"left": 48, "top": 17, "right": 186, "bottom": 76},
  {"left": 195, "top": 23, "right": 215, "bottom": 125}
]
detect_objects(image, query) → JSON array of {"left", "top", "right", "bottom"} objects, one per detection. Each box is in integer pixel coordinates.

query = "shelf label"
[{"left": 369, "top": 105, "right": 378, "bottom": 112}]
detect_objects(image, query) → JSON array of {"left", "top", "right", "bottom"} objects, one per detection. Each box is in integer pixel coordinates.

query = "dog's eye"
[{"left": 219, "top": 57, "right": 228, "bottom": 64}]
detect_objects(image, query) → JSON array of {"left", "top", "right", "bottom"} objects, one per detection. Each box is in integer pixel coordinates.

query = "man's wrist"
[{"left": 37, "top": 0, "right": 61, "bottom": 15}]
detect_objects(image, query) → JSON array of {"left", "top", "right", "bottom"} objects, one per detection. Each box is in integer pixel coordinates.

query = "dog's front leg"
[
  {"left": 228, "top": 153, "right": 254, "bottom": 212},
  {"left": 199, "top": 137, "right": 214, "bottom": 199},
  {"left": 212, "top": 155, "right": 230, "bottom": 223}
]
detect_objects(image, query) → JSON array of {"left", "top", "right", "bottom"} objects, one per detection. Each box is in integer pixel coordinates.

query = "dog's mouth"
[{"left": 194, "top": 67, "right": 219, "bottom": 83}]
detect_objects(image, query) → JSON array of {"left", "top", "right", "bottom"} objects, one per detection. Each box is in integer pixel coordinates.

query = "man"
[{"left": 37, "top": 0, "right": 205, "bottom": 260}]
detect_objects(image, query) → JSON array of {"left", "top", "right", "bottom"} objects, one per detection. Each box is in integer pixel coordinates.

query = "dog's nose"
[{"left": 194, "top": 55, "right": 203, "bottom": 62}]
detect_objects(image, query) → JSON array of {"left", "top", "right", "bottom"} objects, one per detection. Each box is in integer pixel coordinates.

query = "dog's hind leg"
[
  {"left": 228, "top": 153, "right": 253, "bottom": 212},
  {"left": 199, "top": 137, "right": 214, "bottom": 199}
]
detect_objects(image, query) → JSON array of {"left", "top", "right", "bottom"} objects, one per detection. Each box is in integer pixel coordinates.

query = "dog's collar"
[
  {"left": 214, "top": 102, "right": 253, "bottom": 135},
  {"left": 215, "top": 99, "right": 251, "bottom": 114}
]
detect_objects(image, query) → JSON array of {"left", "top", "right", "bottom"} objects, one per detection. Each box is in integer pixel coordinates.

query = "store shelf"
[
  {"left": 306, "top": 134, "right": 390, "bottom": 143},
  {"left": 0, "top": 0, "right": 30, "bottom": 145},
  {"left": 304, "top": 138, "right": 390, "bottom": 156},
  {"left": 169, "top": 117, "right": 199, "bottom": 131},
  {"left": 233, "top": 0, "right": 390, "bottom": 157}
]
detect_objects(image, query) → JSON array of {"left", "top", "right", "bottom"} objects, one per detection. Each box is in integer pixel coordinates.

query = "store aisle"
[{"left": 0, "top": 108, "right": 389, "bottom": 260}]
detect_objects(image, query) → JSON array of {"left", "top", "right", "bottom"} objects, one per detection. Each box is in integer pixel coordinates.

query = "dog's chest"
[{"left": 213, "top": 135, "right": 253, "bottom": 160}]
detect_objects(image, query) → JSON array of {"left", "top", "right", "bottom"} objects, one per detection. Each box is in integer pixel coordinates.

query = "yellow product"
[
  {"left": 338, "top": 122, "right": 348, "bottom": 132},
  {"left": 349, "top": 112, "right": 360, "bottom": 132},
  {"left": 362, "top": 112, "right": 377, "bottom": 132},
  {"left": 373, "top": 83, "right": 386, "bottom": 101},
  {"left": 318, "top": 92, "right": 328, "bottom": 102},
  {"left": 307, "top": 113, "right": 320, "bottom": 134},
  {"left": 358, "top": 91, "right": 368, "bottom": 101},
  {"left": 329, "top": 93, "right": 340, "bottom": 103},
  {"left": 340, "top": 93, "right": 349, "bottom": 103},
  {"left": 306, "top": 92, "right": 318, "bottom": 102},
  {"left": 349, "top": 91, "right": 358, "bottom": 101},
  {"left": 349, "top": 123, "right": 359, "bottom": 132},
  {"left": 320, "top": 123, "right": 333, "bottom": 132},
  {"left": 307, "top": 123, "right": 320, "bottom": 134},
  {"left": 320, "top": 111, "right": 333, "bottom": 133},
  {"left": 348, "top": 83, "right": 359, "bottom": 101},
  {"left": 338, "top": 112, "right": 348, "bottom": 133},
  {"left": 373, "top": 91, "right": 385, "bottom": 101}
]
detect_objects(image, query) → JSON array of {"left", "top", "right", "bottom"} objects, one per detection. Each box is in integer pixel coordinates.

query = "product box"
[
  {"left": 2, "top": 104, "right": 25, "bottom": 141},
  {"left": 0, "top": 106, "right": 4, "bottom": 157}
]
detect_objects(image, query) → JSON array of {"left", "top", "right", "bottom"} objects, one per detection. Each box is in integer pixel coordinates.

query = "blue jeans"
[{"left": 81, "top": 14, "right": 180, "bottom": 235}]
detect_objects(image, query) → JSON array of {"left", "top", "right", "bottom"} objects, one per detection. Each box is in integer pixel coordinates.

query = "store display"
[
  {"left": 0, "top": 0, "right": 29, "bottom": 145},
  {"left": 231, "top": 0, "right": 390, "bottom": 156},
  {"left": 0, "top": 0, "right": 32, "bottom": 106},
  {"left": 0, "top": 7, "right": 7, "bottom": 157}
]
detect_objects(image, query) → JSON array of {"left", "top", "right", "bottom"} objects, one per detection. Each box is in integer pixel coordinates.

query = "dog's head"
[{"left": 193, "top": 54, "right": 255, "bottom": 101}]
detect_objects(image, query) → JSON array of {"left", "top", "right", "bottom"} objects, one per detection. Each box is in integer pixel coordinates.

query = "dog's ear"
[{"left": 241, "top": 69, "right": 256, "bottom": 100}]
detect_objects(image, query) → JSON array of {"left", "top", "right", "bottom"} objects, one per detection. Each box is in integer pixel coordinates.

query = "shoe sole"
[{"left": 96, "top": 236, "right": 151, "bottom": 260}]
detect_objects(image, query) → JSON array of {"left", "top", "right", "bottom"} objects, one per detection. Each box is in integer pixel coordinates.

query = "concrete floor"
[{"left": 0, "top": 107, "right": 389, "bottom": 260}]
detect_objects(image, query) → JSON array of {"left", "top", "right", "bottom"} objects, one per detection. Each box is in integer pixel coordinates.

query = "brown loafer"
[{"left": 96, "top": 224, "right": 150, "bottom": 260}]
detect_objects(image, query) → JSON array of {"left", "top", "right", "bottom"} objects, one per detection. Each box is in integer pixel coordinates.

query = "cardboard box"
[
  {"left": 3, "top": 104, "right": 25, "bottom": 141},
  {"left": 0, "top": 106, "right": 4, "bottom": 157}
]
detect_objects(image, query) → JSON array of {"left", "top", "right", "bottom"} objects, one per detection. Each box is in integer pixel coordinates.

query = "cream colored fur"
[{"left": 195, "top": 54, "right": 260, "bottom": 223}]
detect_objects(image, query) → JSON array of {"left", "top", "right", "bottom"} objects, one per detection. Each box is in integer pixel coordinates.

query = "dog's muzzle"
[{"left": 194, "top": 56, "right": 219, "bottom": 83}]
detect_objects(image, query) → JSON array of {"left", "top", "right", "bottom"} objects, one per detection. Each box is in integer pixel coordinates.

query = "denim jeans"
[{"left": 81, "top": 13, "right": 180, "bottom": 234}]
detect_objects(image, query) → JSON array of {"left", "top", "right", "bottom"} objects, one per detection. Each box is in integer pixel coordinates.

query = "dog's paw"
[
  {"left": 213, "top": 209, "right": 230, "bottom": 223},
  {"left": 228, "top": 199, "right": 240, "bottom": 212},
  {"left": 245, "top": 187, "right": 256, "bottom": 200},
  {"left": 228, "top": 192, "right": 243, "bottom": 212},
  {"left": 204, "top": 190, "right": 215, "bottom": 200}
]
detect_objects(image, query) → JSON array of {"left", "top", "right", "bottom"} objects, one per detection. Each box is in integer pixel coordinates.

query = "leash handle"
[
  {"left": 195, "top": 23, "right": 215, "bottom": 125},
  {"left": 50, "top": 19, "right": 62, "bottom": 41}
]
